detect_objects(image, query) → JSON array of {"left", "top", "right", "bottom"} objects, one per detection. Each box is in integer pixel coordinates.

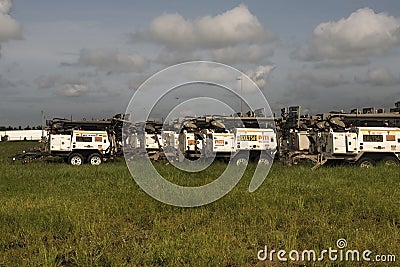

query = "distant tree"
[
  {"left": 24, "top": 125, "right": 31, "bottom": 130},
  {"left": 36, "top": 125, "right": 42, "bottom": 130},
  {"left": 6, "top": 126, "right": 13, "bottom": 130},
  {"left": 0, "top": 126, "right": 5, "bottom": 131},
  {"left": 18, "top": 126, "right": 22, "bottom": 130}
]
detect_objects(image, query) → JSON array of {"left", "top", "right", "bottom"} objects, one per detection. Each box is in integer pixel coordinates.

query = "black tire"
[
  {"left": 382, "top": 156, "right": 399, "bottom": 166},
  {"left": 68, "top": 153, "right": 84, "bottom": 166},
  {"left": 88, "top": 153, "right": 102, "bottom": 166},
  {"left": 357, "top": 157, "right": 375, "bottom": 168}
]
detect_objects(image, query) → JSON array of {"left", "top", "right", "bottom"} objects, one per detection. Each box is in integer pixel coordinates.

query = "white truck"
[
  {"left": 320, "top": 127, "right": 400, "bottom": 167},
  {"left": 49, "top": 130, "right": 112, "bottom": 165}
]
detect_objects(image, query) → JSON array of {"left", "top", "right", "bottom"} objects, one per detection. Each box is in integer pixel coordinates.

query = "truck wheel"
[
  {"left": 259, "top": 155, "right": 273, "bottom": 165},
  {"left": 357, "top": 157, "right": 375, "bottom": 168},
  {"left": 68, "top": 153, "right": 84, "bottom": 166},
  {"left": 382, "top": 156, "right": 399, "bottom": 166},
  {"left": 233, "top": 154, "right": 248, "bottom": 166},
  {"left": 88, "top": 153, "right": 102, "bottom": 166}
]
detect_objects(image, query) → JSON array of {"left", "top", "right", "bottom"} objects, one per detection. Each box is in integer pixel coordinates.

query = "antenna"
[{"left": 41, "top": 110, "right": 45, "bottom": 138}]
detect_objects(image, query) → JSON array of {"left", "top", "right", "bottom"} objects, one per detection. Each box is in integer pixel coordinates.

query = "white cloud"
[
  {"left": 194, "top": 4, "right": 275, "bottom": 48},
  {"left": 128, "top": 5, "right": 276, "bottom": 67},
  {"left": 133, "top": 4, "right": 275, "bottom": 51},
  {"left": 212, "top": 45, "right": 273, "bottom": 65},
  {"left": 245, "top": 65, "right": 275, "bottom": 88},
  {"left": 185, "top": 63, "right": 236, "bottom": 84},
  {"left": 60, "top": 83, "right": 89, "bottom": 97},
  {"left": 0, "top": 0, "right": 22, "bottom": 55},
  {"left": 77, "top": 49, "right": 148, "bottom": 73},
  {"left": 0, "top": 0, "right": 11, "bottom": 14},
  {"left": 355, "top": 68, "right": 400, "bottom": 86},
  {"left": 292, "top": 8, "right": 400, "bottom": 66}
]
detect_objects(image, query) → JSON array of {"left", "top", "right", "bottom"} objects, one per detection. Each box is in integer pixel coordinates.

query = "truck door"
[
  {"left": 50, "top": 135, "right": 71, "bottom": 151},
  {"left": 332, "top": 133, "right": 346, "bottom": 154},
  {"left": 346, "top": 133, "right": 358, "bottom": 153}
]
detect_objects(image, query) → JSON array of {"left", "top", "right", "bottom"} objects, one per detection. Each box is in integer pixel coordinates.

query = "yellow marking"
[{"left": 237, "top": 129, "right": 273, "bottom": 133}]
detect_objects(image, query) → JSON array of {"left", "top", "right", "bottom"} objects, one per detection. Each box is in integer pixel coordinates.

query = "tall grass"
[{"left": 0, "top": 142, "right": 399, "bottom": 266}]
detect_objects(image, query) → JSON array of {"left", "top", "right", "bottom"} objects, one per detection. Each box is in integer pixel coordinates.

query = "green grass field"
[{"left": 0, "top": 142, "right": 399, "bottom": 266}]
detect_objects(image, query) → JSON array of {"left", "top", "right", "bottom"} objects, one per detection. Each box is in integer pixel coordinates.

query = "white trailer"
[
  {"left": 321, "top": 127, "right": 400, "bottom": 167},
  {"left": 162, "top": 131, "right": 180, "bottom": 151},
  {"left": 205, "top": 132, "right": 235, "bottom": 154},
  {"left": 231, "top": 128, "right": 277, "bottom": 165},
  {"left": 49, "top": 130, "right": 112, "bottom": 165},
  {"left": 178, "top": 128, "right": 277, "bottom": 165},
  {"left": 234, "top": 128, "right": 277, "bottom": 151},
  {"left": 144, "top": 133, "right": 163, "bottom": 150},
  {"left": 179, "top": 130, "right": 203, "bottom": 159}
]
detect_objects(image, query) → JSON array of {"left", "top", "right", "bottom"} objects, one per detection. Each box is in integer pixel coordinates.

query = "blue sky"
[{"left": 1, "top": 1, "right": 400, "bottom": 125}]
